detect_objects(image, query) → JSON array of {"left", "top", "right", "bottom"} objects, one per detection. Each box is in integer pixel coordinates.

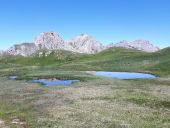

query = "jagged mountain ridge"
[
  {"left": 7, "top": 43, "right": 38, "bottom": 56},
  {"left": 107, "top": 40, "right": 160, "bottom": 52},
  {"left": 68, "top": 34, "right": 104, "bottom": 54},
  {"left": 34, "top": 32, "right": 65, "bottom": 50},
  {"left": 6, "top": 32, "right": 160, "bottom": 56},
  {"left": 6, "top": 32, "right": 104, "bottom": 56}
]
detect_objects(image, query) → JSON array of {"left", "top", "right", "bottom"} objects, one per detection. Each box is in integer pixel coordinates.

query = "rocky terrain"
[
  {"left": 7, "top": 43, "right": 37, "bottom": 56},
  {"left": 107, "top": 40, "right": 159, "bottom": 52},
  {"left": 0, "top": 50, "right": 3, "bottom": 56},
  {"left": 34, "top": 32, "right": 66, "bottom": 50},
  {"left": 68, "top": 34, "right": 104, "bottom": 54},
  {"left": 5, "top": 32, "right": 160, "bottom": 56}
]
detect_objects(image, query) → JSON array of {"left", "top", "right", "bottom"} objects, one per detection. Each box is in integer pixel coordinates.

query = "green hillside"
[
  {"left": 57, "top": 47, "right": 170, "bottom": 75},
  {"left": 0, "top": 47, "right": 170, "bottom": 75},
  {"left": 0, "top": 50, "right": 83, "bottom": 66}
]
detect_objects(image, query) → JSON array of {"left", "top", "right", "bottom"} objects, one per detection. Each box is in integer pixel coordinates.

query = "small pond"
[
  {"left": 8, "top": 76, "right": 18, "bottom": 79},
  {"left": 29, "top": 79, "right": 80, "bottom": 86},
  {"left": 96, "top": 72, "right": 157, "bottom": 79}
]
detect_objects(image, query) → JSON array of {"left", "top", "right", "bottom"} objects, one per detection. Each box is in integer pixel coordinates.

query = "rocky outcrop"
[
  {"left": 7, "top": 43, "right": 37, "bottom": 56},
  {"left": 107, "top": 40, "right": 159, "bottom": 52},
  {"left": 68, "top": 34, "right": 104, "bottom": 54},
  {"left": 131, "top": 40, "right": 160, "bottom": 52},
  {"left": 34, "top": 32, "right": 104, "bottom": 54},
  {"left": 6, "top": 32, "right": 104, "bottom": 56},
  {"left": 34, "top": 32, "right": 65, "bottom": 50}
]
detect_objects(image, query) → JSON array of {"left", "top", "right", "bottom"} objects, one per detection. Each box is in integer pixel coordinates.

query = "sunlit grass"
[{"left": 0, "top": 73, "right": 170, "bottom": 127}]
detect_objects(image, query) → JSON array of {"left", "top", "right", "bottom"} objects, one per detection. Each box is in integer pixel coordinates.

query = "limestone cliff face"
[
  {"left": 34, "top": 32, "right": 65, "bottom": 50},
  {"left": 130, "top": 40, "right": 160, "bottom": 52},
  {"left": 6, "top": 32, "right": 160, "bottom": 56},
  {"left": 107, "top": 40, "right": 159, "bottom": 52},
  {"left": 6, "top": 32, "right": 104, "bottom": 56},
  {"left": 68, "top": 34, "right": 104, "bottom": 54},
  {"left": 7, "top": 43, "right": 37, "bottom": 56}
]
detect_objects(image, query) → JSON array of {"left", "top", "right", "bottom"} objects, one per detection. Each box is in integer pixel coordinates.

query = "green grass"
[
  {"left": 0, "top": 48, "right": 170, "bottom": 127},
  {"left": 0, "top": 75, "right": 169, "bottom": 128}
]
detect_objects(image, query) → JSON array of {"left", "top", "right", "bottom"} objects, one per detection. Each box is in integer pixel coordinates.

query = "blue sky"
[{"left": 0, "top": 0, "right": 170, "bottom": 50}]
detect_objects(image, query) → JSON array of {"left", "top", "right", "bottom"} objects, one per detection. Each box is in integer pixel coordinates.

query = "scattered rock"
[{"left": 11, "top": 116, "right": 26, "bottom": 125}]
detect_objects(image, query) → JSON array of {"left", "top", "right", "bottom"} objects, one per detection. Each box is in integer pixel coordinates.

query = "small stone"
[{"left": 11, "top": 116, "right": 26, "bottom": 125}]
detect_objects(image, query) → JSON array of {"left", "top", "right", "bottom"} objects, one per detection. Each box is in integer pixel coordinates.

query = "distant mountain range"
[{"left": 2, "top": 32, "right": 160, "bottom": 56}]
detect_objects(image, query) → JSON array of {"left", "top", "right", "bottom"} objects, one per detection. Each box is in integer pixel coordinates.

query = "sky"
[{"left": 0, "top": 0, "right": 170, "bottom": 50}]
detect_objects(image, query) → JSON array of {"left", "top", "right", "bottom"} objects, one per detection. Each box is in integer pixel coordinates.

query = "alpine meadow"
[{"left": 0, "top": 0, "right": 170, "bottom": 128}]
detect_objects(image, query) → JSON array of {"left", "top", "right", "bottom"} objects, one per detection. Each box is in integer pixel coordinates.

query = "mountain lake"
[{"left": 95, "top": 71, "right": 157, "bottom": 79}]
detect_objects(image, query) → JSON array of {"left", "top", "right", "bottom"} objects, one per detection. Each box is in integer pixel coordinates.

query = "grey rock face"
[
  {"left": 5, "top": 32, "right": 160, "bottom": 56},
  {"left": 7, "top": 43, "right": 37, "bottom": 56},
  {"left": 0, "top": 50, "right": 4, "bottom": 57},
  {"left": 131, "top": 40, "right": 160, "bottom": 52},
  {"left": 34, "top": 32, "right": 65, "bottom": 50},
  {"left": 68, "top": 34, "right": 104, "bottom": 54},
  {"left": 0, "top": 50, "right": 3, "bottom": 54},
  {"left": 34, "top": 32, "right": 104, "bottom": 54},
  {"left": 107, "top": 40, "right": 159, "bottom": 52}
]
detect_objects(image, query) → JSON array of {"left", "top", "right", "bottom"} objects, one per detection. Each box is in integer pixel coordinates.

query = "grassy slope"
[
  {"left": 56, "top": 47, "right": 170, "bottom": 75},
  {"left": 1, "top": 47, "right": 170, "bottom": 76},
  {"left": 0, "top": 50, "right": 83, "bottom": 66}
]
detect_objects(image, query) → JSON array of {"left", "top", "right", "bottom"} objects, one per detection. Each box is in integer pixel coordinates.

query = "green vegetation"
[
  {"left": 1, "top": 47, "right": 170, "bottom": 75},
  {"left": 0, "top": 75, "right": 169, "bottom": 128},
  {"left": 0, "top": 48, "right": 170, "bottom": 127}
]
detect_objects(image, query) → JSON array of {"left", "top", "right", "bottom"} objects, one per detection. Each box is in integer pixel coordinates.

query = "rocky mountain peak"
[
  {"left": 68, "top": 34, "right": 104, "bottom": 54},
  {"left": 5, "top": 31, "right": 161, "bottom": 56},
  {"left": 72, "top": 34, "right": 93, "bottom": 42},
  {"left": 7, "top": 43, "right": 37, "bottom": 56},
  {"left": 34, "top": 32, "right": 65, "bottom": 50},
  {"left": 131, "top": 39, "right": 159, "bottom": 52},
  {"left": 132, "top": 39, "right": 153, "bottom": 46},
  {"left": 107, "top": 39, "right": 159, "bottom": 52}
]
